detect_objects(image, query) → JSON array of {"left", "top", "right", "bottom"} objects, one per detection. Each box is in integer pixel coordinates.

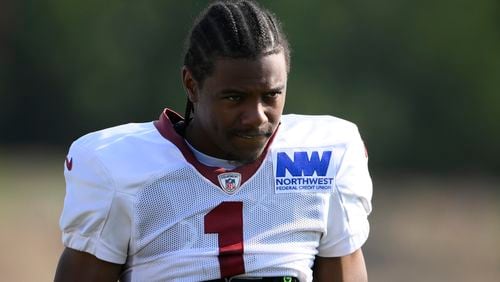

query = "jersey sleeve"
[
  {"left": 317, "top": 125, "right": 373, "bottom": 257},
  {"left": 59, "top": 142, "right": 131, "bottom": 264}
]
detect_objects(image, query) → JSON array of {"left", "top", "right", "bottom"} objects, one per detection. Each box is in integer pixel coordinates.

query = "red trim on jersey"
[
  {"left": 154, "top": 108, "right": 277, "bottom": 188},
  {"left": 65, "top": 156, "right": 73, "bottom": 171}
]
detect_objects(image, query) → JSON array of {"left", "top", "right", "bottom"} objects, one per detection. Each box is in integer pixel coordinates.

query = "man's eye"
[
  {"left": 225, "top": 95, "right": 241, "bottom": 101},
  {"left": 265, "top": 92, "right": 281, "bottom": 98}
]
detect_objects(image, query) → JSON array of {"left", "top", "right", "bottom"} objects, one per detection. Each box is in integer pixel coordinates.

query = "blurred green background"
[{"left": 1, "top": 0, "right": 499, "bottom": 281}]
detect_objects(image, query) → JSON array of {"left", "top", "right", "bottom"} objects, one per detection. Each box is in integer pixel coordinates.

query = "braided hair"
[{"left": 182, "top": 0, "right": 290, "bottom": 123}]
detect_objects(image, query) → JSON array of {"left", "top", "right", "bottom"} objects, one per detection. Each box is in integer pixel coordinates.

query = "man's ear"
[{"left": 182, "top": 66, "right": 199, "bottom": 103}]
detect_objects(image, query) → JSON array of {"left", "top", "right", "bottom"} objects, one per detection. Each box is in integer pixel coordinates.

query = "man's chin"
[
  {"left": 224, "top": 135, "right": 271, "bottom": 164},
  {"left": 227, "top": 146, "right": 266, "bottom": 165}
]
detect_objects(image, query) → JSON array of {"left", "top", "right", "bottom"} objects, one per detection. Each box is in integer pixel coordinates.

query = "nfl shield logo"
[{"left": 217, "top": 172, "right": 242, "bottom": 194}]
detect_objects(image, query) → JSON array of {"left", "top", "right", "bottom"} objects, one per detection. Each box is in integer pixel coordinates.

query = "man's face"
[{"left": 186, "top": 52, "right": 288, "bottom": 164}]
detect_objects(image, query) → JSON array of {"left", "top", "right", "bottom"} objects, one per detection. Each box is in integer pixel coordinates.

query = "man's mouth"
[{"left": 233, "top": 130, "right": 272, "bottom": 140}]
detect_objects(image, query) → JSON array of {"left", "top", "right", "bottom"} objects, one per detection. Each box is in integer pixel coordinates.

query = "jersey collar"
[{"left": 154, "top": 108, "right": 279, "bottom": 189}]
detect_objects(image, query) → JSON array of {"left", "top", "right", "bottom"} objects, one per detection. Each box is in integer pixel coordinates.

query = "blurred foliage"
[{"left": 1, "top": 0, "right": 499, "bottom": 173}]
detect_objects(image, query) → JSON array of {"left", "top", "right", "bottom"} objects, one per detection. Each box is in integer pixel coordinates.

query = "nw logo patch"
[
  {"left": 276, "top": 151, "right": 332, "bottom": 177},
  {"left": 272, "top": 148, "right": 334, "bottom": 193}
]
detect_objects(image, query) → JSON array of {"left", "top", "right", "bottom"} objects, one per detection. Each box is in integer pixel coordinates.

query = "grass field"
[{"left": 1, "top": 147, "right": 499, "bottom": 281}]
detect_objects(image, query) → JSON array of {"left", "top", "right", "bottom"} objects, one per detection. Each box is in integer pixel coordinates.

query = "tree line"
[{"left": 1, "top": 0, "right": 498, "bottom": 173}]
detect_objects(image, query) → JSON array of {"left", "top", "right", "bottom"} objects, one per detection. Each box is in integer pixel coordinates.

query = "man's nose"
[{"left": 240, "top": 101, "right": 268, "bottom": 127}]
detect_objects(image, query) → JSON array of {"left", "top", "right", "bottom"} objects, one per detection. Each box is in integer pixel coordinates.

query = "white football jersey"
[{"left": 60, "top": 109, "right": 372, "bottom": 282}]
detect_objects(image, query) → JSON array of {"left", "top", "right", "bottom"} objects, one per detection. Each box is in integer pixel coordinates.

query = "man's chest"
[{"left": 128, "top": 164, "right": 331, "bottom": 260}]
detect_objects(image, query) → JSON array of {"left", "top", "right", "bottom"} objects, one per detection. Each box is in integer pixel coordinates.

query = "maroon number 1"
[{"left": 204, "top": 201, "right": 245, "bottom": 277}]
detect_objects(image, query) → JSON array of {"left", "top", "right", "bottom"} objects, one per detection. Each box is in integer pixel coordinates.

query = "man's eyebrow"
[
  {"left": 267, "top": 85, "right": 285, "bottom": 92},
  {"left": 218, "top": 89, "right": 247, "bottom": 95},
  {"left": 218, "top": 85, "right": 285, "bottom": 95},
  {"left": 217, "top": 85, "right": 285, "bottom": 95}
]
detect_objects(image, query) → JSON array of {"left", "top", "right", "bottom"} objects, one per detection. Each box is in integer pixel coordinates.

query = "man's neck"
[{"left": 184, "top": 140, "right": 241, "bottom": 169}]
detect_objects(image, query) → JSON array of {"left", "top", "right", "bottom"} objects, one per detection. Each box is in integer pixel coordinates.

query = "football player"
[{"left": 55, "top": 1, "right": 372, "bottom": 281}]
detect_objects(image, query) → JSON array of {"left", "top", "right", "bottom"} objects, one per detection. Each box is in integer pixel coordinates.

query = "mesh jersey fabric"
[{"left": 59, "top": 108, "right": 372, "bottom": 282}]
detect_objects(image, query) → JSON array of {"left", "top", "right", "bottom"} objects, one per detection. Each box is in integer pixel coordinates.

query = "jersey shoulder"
[
  {"left": 72, "top": 122, "right": 157, "bottom": 150},
  {"left": 276, "top": 114, "right": 361, "bottom": 148},
  {"left": 66, "top": 122, "right": 185, "bottom": 194}
]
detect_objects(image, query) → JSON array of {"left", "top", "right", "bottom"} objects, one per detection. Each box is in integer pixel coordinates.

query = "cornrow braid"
[{"left": 183, "top": 0, "right": 290, "bottom": 123}]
